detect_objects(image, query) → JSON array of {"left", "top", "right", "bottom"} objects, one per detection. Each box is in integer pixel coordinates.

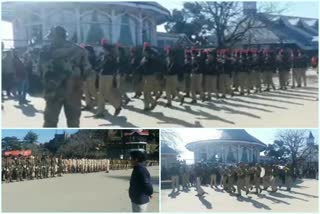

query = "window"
[
  {"left": 119, "top": 14, "right": 138, "bottom": 46},
  {"left": 142, "top": 19, "right": 152, "bottom": 43},
  {"left": 80, "top": 11, "right": 111, "bottom": 45}
]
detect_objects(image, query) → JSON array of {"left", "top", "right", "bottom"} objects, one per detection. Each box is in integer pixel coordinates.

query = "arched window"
[
  {"left": 142, "top": 19, "right": 152, "bottom": 43},
  {"left": 200, "top": 147, "right": 207, "bottom": 162},
  {"left": 119, "top": 14, "right": 138, "bottom": 46},
  {"left": 25, "top": 13, "right": 42, "bottom": 44},
  {"left": 241, "top": 147, "right": 248, "bottom": 163},
  {"left": 227, "top": 146, "right": 236, "bottom": 163},
  {"left": 80, "top": 10, "right": 111, "bottom": 45}
]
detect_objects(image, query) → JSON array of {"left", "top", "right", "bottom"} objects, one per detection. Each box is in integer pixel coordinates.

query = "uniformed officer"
[
  {"left": 39, "top": 26, "right": 91, "bottom": 127},
  {"left": 277, "top": 49, "right": 290, "bottom": 90},
  {"left": 139, "top": 43, "right": 158, "bottom": 111},
  {"left": 83, "top": 45, "right": 98, "bottom": 110},
  {"left": 96, "top": 41, "right": 122, "bottom": 117},
  {"left": 116, "top": 45, "right": 131, "bottom": 105},
  {"left": 190, "top": 48, "right": 205, "bottom": 103},
  {"left": 204, "top": 49, "right": 219, "bottom": 100},
  {"left": 239, "top": 50, "right": 251, "bottom": 95},
  {"left": 183, "top": 50, "right": 192, "bottom": 97},
  {"left": 164, "top": 47, "right": 185, "bottom": 107},
  {"left": 263, "top": 50, "right": 276, "bottom": 91}
]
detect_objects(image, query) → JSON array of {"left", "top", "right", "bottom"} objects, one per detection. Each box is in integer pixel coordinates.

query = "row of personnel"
[
  {"left": 167, "top": 163, "right": 294, "bottom": 196},
  {"left": 2, "top": 155, "right": 158, "bottom": 183}
]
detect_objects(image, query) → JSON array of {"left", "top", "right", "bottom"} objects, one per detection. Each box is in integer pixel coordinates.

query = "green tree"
[
  {"left": 23, "top": 131, "right": 38, "bottom": 144},
  {"left": 2, "top": 136, "right": 21, "bottom": 150}
]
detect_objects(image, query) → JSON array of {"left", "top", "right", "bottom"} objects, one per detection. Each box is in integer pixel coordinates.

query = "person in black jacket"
[
  {"left": 96, "top": 43, "right": 122, "bottom": 117},
  {"left": 204, "top": 49, "right": 219, "bottom": 100},
  {"left": 139, "top": 44, "right": 158, "bottom": 111},
  {"left": 129, "top": 151, "right": 153, "bottom": 212},
  {"left": 164, "top": 47, "right": 185, "bottom": 107},
  {"left": 83, "top": 45, "right": 98, "bottom": 110}
]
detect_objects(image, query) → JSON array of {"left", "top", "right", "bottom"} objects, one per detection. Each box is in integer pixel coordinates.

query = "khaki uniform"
[
  {"left": 143, "top": 75, "right": 157, "bottom": 109},
  {"left": 165, "top": 75, "right": 184, "bottom": 105},
  {"left": 190, "top": 73, "right": 204, "bottom": 101},
  {"left": 96, "top": 75, "right": 122, "bottom": 114},
  {"left": 204, "top": 75, "right": 218, "bottom": 99},
  {"left": 84, "top": 73, "right": 98, "bottom": 108}
]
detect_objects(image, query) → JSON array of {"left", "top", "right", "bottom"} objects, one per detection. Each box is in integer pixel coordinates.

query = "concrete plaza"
[
  {"left": 2, "top": 166, "right": 159, "bottom": 212},
  {"left": 161, "top": 179, "right": 318, "bottom": 212},
  {"left": 2, "top": 71, "right": 318, "bottom": 128}
]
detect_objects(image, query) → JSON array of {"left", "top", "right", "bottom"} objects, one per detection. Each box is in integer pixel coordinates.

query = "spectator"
[{"left": 129, "top": 151, "right": 153, "bottom": 212}]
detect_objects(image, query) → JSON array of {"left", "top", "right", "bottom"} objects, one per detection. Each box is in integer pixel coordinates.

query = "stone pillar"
[
  {"left": 75, "top": 7, "right": 81, "bottom": 43},
  {"left": 138, "top": 12, "right": 143, "bottom": 45},
  {"left": 206, "top": 144, "right": 209, "bottom": 161},
  {"left": 237, "top": 144, "right": 240, "bottom": 163},
  {"left": 111, "top": 9, "right": 116, "bottom": 43},
  {"left": 151, "top": 19, "right": 157, "bottom": 46},
  {"left": 13, "top": 19, "right": 28, "bottom": 47}
]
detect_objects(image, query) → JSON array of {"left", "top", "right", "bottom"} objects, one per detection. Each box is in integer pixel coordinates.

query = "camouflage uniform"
[{"left": 39, "top": 26, "right": 91, "bottom": 127}]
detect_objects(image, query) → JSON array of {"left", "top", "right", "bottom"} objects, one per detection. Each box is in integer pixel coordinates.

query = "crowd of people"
[
  {"left": 2, "top": 155, "right": 159, "bottom": 183},
  {"left": 164, "top": 162, "right": 310, "bottom": 197},
  {"left": 1, "top": 26, "right": 318, "bottom": 127}
]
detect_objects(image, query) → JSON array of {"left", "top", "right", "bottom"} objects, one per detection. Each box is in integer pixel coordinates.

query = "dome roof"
[{"left": 186, "top": 129, "right": 266, "bottom": 151}]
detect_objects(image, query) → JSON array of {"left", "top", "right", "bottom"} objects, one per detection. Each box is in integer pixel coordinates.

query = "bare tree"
[
  {"left": 160, "top": 129, "right": 183, "bottom": 153},
  {"left": 165, "top": 1, "right": 289, "bottom": 48},
  {"left": 276, "top": 129, "right": 307, "bottom": 168}
]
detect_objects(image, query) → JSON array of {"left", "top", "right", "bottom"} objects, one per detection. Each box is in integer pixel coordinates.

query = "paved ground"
[
  {"left": 2, "top": 166, "right": 159, "bottom": 212},
  {"left": 161, "top": 179, "right": 318, "bottom": 212},
  {"left": 2, "top": 70, "right": 318, "bottom": 128}
]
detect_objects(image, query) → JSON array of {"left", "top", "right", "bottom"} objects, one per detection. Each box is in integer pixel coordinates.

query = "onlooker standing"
[
  {"left": 13, "top": 51, "right": 28, "bottom": 105},
  {"left": 129, "top": 151, "right": 153, "bottom": 212}
]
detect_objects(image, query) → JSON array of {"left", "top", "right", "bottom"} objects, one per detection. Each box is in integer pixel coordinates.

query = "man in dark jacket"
[{"left": 129, "top": 151, "right": 153, "bottom": 212}]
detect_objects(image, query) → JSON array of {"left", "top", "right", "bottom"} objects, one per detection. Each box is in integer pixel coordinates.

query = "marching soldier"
[
  {"left": 139, "top": 43, "right": 158, "bottom": 111},
  {"left": 83, "top": 45, "right": 98, "bottom": 110},
  {"left": 170, "top": 164, "right": 180, "bottom": 192},
  {"left": 292, "top": 49, "right": 308, "bottom": 87},
  {"left": 190, "top": 48, "right": 205, "bottom": 103},
  {"left": 96, "top": 41, "right": 122, "bottom": 117},
  {"left": 263, "top": 50, "right": 276, "bottom": 91},
  {"left": 239, "top": 50, "right": 250, "bottom": 95},
  {"left": 204, "top": 50, "right": 219, "bottom": 100},
  {"left": 223, "top": 50, "right": 234, "bottom": 97},
  {"left": 57, "top": 155, "right": 63, "bottom": 177},
  {"left": 164, "top": 47, "right": 185, "bottom": 107},
  {"left": 130, "top": 48, "right": 143, "bottom": 99},
  {"left": 116, "top": 45, "right": 131, "bottom": 105},
  {"left": 183, "top": 50, "right": 192, "bottom": 97},
  {"left": 210, "top": 165, "right": 218, "bottom": 188},
  {"left": 277, "top": 49, "right": 290, "bottom": 90}
]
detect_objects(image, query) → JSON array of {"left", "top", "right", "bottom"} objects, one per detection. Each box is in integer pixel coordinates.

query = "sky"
[
  {"left": 2, "top": 129, "right": 79, "bottom": 143},
  {"left": 1, "top": 1, "right": 319, "bottom": 48},
  {"left": 163, "top": 128, "right": 318, "bottom": 164}
]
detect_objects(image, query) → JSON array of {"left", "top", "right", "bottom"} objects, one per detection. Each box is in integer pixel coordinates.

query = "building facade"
[
  {"left": 2, "top": 2, "right": 170, "bottom": 47},
  {"left": 186, "top": 129, "right": 267, "bottom": 164},
  {"left": 161, "top": 144, "right": 178, "bottom": 169}
]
